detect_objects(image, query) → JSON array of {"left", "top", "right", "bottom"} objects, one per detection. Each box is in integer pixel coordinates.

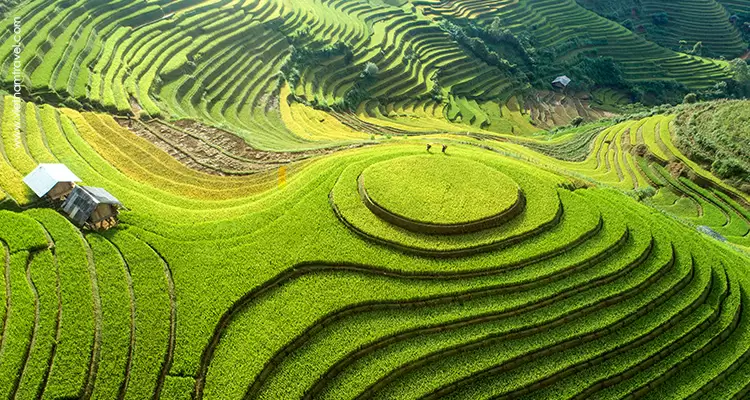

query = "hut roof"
[
  {"left": 80, "top": 186, "right": 122, "bottom": 206},
  {"left": 62, "top": 186, "right": 122, "bottom": 226},
  {"left": 552, "top": 75, "right": 572, "bottom": 87},
  {"left": 23, "top": 164, "right": 81, "bottom": 197}
]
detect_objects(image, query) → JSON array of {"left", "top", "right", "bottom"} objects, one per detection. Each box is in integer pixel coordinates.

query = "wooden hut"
[
  {"left": 552, "top": 75, "right": 572, "bottom": 89},
  {"left": 23, "top": 164, "right": 81, "bottom": 201},
  {"left": 62, "top": 186, "right": 122, "bottom": 230}
]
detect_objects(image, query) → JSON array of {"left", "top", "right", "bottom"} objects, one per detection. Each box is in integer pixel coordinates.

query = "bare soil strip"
[{"left": 118, "top": 118, "right": 373, "bottom": 175}]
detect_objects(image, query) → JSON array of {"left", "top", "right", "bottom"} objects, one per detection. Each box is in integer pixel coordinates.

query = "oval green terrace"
[{"left": 360, "top": 155, "right": 522, "bottom": 226}]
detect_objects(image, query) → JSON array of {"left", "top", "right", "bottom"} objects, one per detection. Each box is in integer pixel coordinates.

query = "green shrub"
[
  {"left": 673, "top": 101, "right": 750, "bottom": 187},
  {"left": 652, "top": 12, "right": 670, "bottom": 25},
  {"left": 729, "top": 59, "right": 750, "bottom": 83},
  {"left": 689, "top": 41, "right": 703, "bottom": 56},
  {"left": 571, "top": 57, "right": 626, "bottom": 88},
  {"left": 361, "top": 62, "right": 379, "bottom": 79},
  {"left": 712, "top": 157, "right": 746, "bottom": 180},
  {"left": 340, "top": 63, "right": 380, "bottom": 111}
]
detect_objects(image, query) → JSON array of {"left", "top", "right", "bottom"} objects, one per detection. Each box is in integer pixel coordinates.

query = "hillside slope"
[
  {"left": 0, "top": 1, "right": 749, "bottom": 399},
  {"left": 0, "top": 0, "right": 742, "bottom": 150},
  {"left": 577, "top": 0, "right": 748, "bottom": 58},
  {"left": 0, "top": 95, "right": 748, "bottom": 399}
]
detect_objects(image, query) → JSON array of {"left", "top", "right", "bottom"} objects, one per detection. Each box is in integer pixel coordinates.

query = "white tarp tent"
[{"left": 23, "top": 164, "right": 81, "bottom": 198}]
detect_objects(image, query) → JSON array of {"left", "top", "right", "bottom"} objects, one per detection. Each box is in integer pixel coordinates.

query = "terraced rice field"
[
  {"left": 1, "top": 0, "right": 750, "bottom": 399},
  {"left": 639, "top": 0, "right": 747, "bottom": 57},
  {"left": 413, "top": 0, "right": 736, "bottom": 88},
  {"left": 578, "top": 0, "right": 748, "bottom": 58},
  {"left": 0, "top": 0, "right": 742, "bottom": 150},
  {"left": 0, "top": 92, "right": 748, "bottom": 398}
]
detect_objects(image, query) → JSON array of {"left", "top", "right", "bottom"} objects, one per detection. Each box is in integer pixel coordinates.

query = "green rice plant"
[
  {"left": 160, "top": 376, "right": 195, "bottom": 400},
  {"left": 321, "top": 241, "right": 672, "bottom": 399},
  {"left": 1, "top": 97, "right": 36, "bottom": 175},
  {"left": 525, "top": 266, "right": 733, "bottom": 399},
  {"left": 23, "top": 103, "right": 57, "bottom": 164},
  {"left": 313, "top": 192, "right": 667, "bottom": 399},
  {"left": 107, "top": 231, "right": 172, "bottom": 400},
  {"left": 25, "top": 208, "right": 94, "bottom": 400},
  {"left": 200, "top": 187, "right": 618, "bottom": 399},
  {"left": 639, "top": 293, "right": 750, "bottom": 399},
  {"left": 0, "top": 111, "right": 31, "bottom": 205},
  {"left": 428, "top": 192, "right": 723, "bottom": 398},
  {"left": 361, "top": 155, "right": 521, "bottom": 225},
  {"left": 650, "top": 188, "right": 680, "bottom": 207},
  {"left": 0, "top": 252, "right": 35, "bottom": 398},
  {"left": 1, "top": 1, "right": 750, "bottom": 394},
  {"left": 585, "top": 273, "right": 741, "bottom": 399},
  {"left": 0, "top": 211, "right": 48, "bottom": 252},
  {"left": 0, "top": 104, "right": 748, "bottom": 399},
  {"left": 714, "top": 190, "right": 750, "bottom": 226},
  {"left": 28, "top": 7, "right": 89, "bottom": 91},
  {"left": 0, "top": 2, "right": 55, "bottom": 81},
  {"left": 52, "top": 1, "right": 147, "bottom": 95},
  {"left": 86, "top": 234, "right": 132, "bottom": 400},
  {"left": 90, "top": 27, "right": 131, "bottom": 108},
  {"left": 13, "top": 249, "right": 57, "bottom": 399},
  {"left": 681, "top": 179, "right": 750, "bottom": 238},
  {"left": 360, "top": 242, "right": 691, "bottom": 400},
  {"left": 666, "top": 196, "right": 701, "bottom": 219},
  {"left": 252, "top": 206, "right": 629, "bottom": 398},
  {"left": 639, "top": 0, "right": 747, "bottom": 58},
  {"left": 330, "top": 149, "right": 565, "bottom": 253}
]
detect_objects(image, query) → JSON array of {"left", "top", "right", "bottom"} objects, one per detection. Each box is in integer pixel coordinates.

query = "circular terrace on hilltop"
[
  {"left": 359, "top": 155, "right": 524, "bottom": 234},
  {"left": 329, "top": 149, "right": 568, "bottom": 257}
]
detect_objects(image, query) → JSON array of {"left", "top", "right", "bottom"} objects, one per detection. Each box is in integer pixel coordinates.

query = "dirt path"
[{"left": 741, "top": 50, "right": 750, "bottom": 60}]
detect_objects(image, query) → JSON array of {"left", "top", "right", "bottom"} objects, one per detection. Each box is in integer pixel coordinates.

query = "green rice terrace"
[{"left": 0, "top": 0, "right": 749, "bottom": 399}]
